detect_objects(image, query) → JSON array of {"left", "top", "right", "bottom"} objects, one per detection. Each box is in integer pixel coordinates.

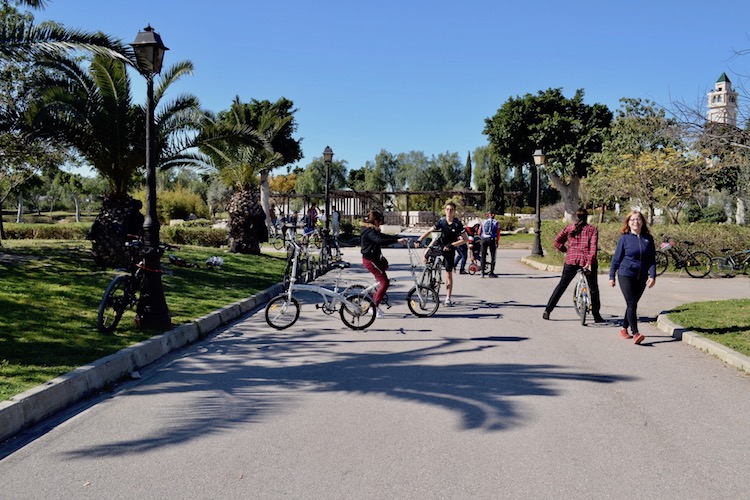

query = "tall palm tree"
[
  {"left": 28, "top": 53, "right": 200, "bottom": 266},
  {"left": 196, "top": 97, "right": 301, "bottom": 254}
]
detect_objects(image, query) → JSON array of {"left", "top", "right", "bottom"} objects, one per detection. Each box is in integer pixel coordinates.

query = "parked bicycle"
[
  {"left": 269, "top": 223, "right": 299, "bottom": 250},
  {"left": 572, "top": 268, "right": 592, "bottom": 326},
  {"left": 265, "top": 240, "right": 376, "bottom": 330},
  {"left": 655, "top": 237, "right": 711, "bottom": 278},
  {"left": 97, "top": 236, "right": 178, "bottom": 334},
  {"left": 710, "top": 248, "right": 750, "bottom": 277}
]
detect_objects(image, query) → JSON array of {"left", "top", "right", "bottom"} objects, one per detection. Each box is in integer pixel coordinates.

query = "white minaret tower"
[{"left": 707, "top": 72, "right": 738, "bottom": 126}]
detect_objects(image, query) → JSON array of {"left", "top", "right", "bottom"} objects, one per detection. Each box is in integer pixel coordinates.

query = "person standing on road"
[
  {"left": 416, "top": 202, "right": 468, "bottom": 306},
  {"left": 609, "top": 210, "right": 656, "bottom": 345},
  {"left": 331, "top": 205, "right": 341, "bottom": 239},
  {"left": 543, "top": 208, "right": 604, "bottom": 323},
  {"left": 479, "top": 211, "right": 500, "bottom": 278},
  {"left": 360, "top": 210, "right": 408, "bottom": 318}
]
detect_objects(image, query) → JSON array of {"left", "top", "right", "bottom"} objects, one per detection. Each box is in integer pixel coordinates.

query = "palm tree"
[
  {"left": 0, "top": 2, "right": 128, "bottom": 63},
  {"left": 28, "top": 53, "right": 200, "bottom": 266},
  {"left": 197, "top": 97, "right": 302, "bottom": 254}
]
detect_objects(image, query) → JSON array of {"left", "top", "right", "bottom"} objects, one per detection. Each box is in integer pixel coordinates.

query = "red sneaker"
[
  {"left": 633, "top": 333, "right": 645, "bottom": 345},
  {"left": 619, "top": 328, "right": 632, "bottom": 339}
]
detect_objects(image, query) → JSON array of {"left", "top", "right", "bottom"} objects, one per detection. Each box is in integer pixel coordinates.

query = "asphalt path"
[{"left": 1, "top": 248, "right": 749, "bottom": 499}]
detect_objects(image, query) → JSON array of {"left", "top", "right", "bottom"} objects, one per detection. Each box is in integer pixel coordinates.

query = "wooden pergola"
[{"left": 270, "top": 189, "right": 488, "bottom": 226}]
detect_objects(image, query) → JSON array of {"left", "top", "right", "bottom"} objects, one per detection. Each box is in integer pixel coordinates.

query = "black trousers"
[
  {"left": 618, "top": 274, "right": 648, "bottom": 334},
  {"left": 545, "top": 262, "right": 601, "bottom": 317},
  {"left": 480, "top": 239, "right": 497, "bottom": 275}
]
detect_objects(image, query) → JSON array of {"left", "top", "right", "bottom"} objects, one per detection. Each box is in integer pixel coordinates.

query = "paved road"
[{"left": 1, "top": 249, "right": 749, "bottom": 499}]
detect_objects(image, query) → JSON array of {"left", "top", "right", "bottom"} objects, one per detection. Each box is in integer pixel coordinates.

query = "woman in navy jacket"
[{"left": 609, "top": 211, "right": 656, "bottom": 345}]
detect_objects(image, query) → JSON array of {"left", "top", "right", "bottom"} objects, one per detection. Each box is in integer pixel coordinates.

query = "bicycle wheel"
[
  {"left": 97, "top": 275, "right": 132, "bottom": 334},
  {"left": 655, "top": 251, "right": 669, "bottom": 276},
  {"left": 406, "top": 285, "right": 440, "bottom": 317},
  {"left": 340, "top": 293, "right": 376, "bottom": 330},
  {"left": 710, "top": 257, "right": 735, "bottom": 278},
  {"left": 574, "top": 281, "right": 588, "bottom": 326},
  {"left": 265, "top": 295, "right": 301, "bottom": 330},
  {"left": 685, "top": 251, "right": 711, "bottom": 278},
  {"left": 272, "top": 235, "right": 285, "bottom": 250}
]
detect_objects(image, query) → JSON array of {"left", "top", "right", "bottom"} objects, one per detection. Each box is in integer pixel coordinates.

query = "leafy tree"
[
  {"left": 396, "top": 150, "right": 429, "bottom": 189},
  {"left": 294, "top": 156, "right": 348, "bottom": 197},
  {"left": 590, "top": 98, "right": 692, "bottom": 222},
  {"left": 485, "top": 88, "right": 612, "bottom": 220},
  {"left": 462, "top": 151, "right": 472, "bottom": 189}
]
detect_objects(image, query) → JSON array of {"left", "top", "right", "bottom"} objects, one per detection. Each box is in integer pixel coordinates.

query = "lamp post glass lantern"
[
  {"left": 131, "top": 26, "right": 171, "bottom": 330},
  {"left": 323, "top": 146, "right": 333, "bottom": 231},
  {"left": 531, "top": 149, "right": 545, "bottom": 257}
]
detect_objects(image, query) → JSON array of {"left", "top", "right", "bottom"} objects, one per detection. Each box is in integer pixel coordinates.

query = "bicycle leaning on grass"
[
  {"left": 655, "top": 236, "right": 711, "bottom": 278},
  {"left": 265, "top": 240, "right": 376, "bottom": 330},
  {"left": 710, "top": 248, "right": 750, "bottom": 277},
  {"left": 96, "top": 236, "right": 178, "bottom": 334}
]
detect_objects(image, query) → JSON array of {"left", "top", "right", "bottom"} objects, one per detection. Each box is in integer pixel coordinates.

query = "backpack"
[{"left": 482, "top": 218, "right": 495, "bottom": 238}]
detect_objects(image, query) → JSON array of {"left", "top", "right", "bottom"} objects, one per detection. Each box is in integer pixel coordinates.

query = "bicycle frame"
[{"left": 283, "top": 240, "right": 365, "bottom": 314}]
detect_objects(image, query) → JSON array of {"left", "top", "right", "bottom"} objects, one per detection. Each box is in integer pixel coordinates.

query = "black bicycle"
[
  {"left": 97, "top": 237, "right": 177, "bottom": 333},
  {"left": 710, "top": 248, "right": 750, "bottom": 277},
  {"left": 655, "top": 237, "right": 711, "bottom": 278}
]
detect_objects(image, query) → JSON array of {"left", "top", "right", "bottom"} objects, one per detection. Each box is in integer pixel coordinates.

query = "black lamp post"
[
  {"left": 323, "top": 146, "right": 333, "bottom": 231},
  {"left": 532, "top": 148, "right": 545, "bottom": 257},
  {"left": 131, "top": 25, "right": 170, "bottom": 330}
]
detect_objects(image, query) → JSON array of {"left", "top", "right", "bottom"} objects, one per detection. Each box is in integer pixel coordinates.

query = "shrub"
[
  {"left": 701, "top": 205, "right": 729, "bottom": 224},
  {"left": 161, "top": 226, "right": 228, "bottom": 247},
  {"left": 3, "top": 223, "right": 91, "bottom": 240},
  {"left": 497, "top": 215, "right": 518, "bottom": 231}
]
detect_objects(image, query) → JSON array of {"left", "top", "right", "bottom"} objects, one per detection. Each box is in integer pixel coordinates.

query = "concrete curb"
[
  {"left": 519, "top": 256, "right": 562, "bottom": 273},
  {"left": 0, "top": 283, "right": 283, "bottom": 444},
  {"left": 656, "top": 314, "right": 750, "bottom": 374}
]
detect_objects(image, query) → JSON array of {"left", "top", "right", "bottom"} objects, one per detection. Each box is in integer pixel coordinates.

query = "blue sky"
[{"left": 36, "top": 0, "right": 750, "bottom": 175}]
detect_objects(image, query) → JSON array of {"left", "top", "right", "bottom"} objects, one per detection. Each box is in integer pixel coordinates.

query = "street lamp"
[
  {"left": 323, "top": 146, "right": 334, "bottom": 231},
  {"left": 532, "top": 148, "right": 545, "bottom": 257},
  {"left": 131, "top": 25, "right": 170, "bottom": 330}
]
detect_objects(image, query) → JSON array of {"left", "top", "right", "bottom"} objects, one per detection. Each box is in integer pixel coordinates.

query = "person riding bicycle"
[
  {"left": 543, "top": 208, "right": 604, "bottom": 323},
  {"left": 454, "top": 222, "right": 480, "bottom": 274},
  {"left": 360, "top": 210, "right": 408, "bottom": 319}
]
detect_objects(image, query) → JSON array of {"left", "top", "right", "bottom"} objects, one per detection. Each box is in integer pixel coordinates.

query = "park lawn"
[
  {"left": 0, "top": 240, "right": 286, "bottom": 401},
  {"left": 667, "top": 299, "right": 750, "bottom": 358}
]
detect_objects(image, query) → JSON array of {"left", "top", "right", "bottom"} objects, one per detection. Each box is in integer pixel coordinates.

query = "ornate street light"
[
  {"left": 532, "top": 148, "right": 546, "bottom": 257},
  {"left": 131, "top": 25, "right": 170, "bottom": 330},
  {"left": 323, "top": 146, "right": 334, "bottom": 231}
]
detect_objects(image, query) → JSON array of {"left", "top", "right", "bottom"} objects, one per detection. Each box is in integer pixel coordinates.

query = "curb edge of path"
[{"left": 0, "top": 283, "right": 283, "bottom": 445}]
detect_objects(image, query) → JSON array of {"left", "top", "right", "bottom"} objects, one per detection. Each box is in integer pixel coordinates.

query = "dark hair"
[
  {"left": 570, "top": 208, "right": 588, "bottom": 236},
  {"left": 367, "top": 210, "right": 384, "bottom": 224}
]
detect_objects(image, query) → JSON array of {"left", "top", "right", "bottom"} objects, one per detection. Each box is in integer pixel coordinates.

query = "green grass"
[
  {"left": 0, "top": 240, "right": 286, "bottom": 401},
  {"left": 667, "top": 299, "right": 750, "bottom": 357}
]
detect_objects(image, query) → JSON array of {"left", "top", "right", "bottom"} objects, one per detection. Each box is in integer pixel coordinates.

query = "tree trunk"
[
  {"left": 73, "top": 194, "right": 81, "bottom": 223},
  {"left": 736, "top": 197, "right": 746, "bottom": 225},
  {"left": 547, "top": 172, "right": 580, "bottom": 222},
  {"left": 259, "top": 169, "right": 271, "bottom": 232},
  {"left": 16, "top": 195, "right": 22, "bottom": 223}
]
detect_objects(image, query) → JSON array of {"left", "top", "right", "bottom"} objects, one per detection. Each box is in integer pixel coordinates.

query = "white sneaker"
[
  {"left": 444, "top": 298, "right": 453, "bottom": 307},
  {"left": 376, "top": 307, "right": 385, "bottom": 319}
]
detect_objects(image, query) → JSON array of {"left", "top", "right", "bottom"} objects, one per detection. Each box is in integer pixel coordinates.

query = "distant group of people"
[{"left": 358, "top": 202, "right": 657, "bottom": 345}]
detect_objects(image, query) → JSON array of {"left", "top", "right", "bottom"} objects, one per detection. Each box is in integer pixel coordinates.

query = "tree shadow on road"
[{"left": 59, "top": 326, "right": 635, "bottom": 459}]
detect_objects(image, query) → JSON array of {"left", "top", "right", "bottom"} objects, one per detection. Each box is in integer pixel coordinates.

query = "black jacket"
[{"left": 360, "top": 223, "right": 400, "bottom": 261}]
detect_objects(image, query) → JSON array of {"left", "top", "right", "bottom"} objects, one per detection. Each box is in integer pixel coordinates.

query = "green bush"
[
  {"left": 701, "top": 205, "right": 729, "bottom": 224},
  {"left": 685, "top": 204, "right": 702, "bottom": 223},
  {"left": 3, "top": 223, "right": 91, "bottom": 240},
  {"left": 181, "top": 218, "right": 214, "bottom": 228},
  {"left": 161, "top": 226, "right": 228, "bottom": 247},
  {"left": 497, "top": 215, "right": 518, "bottom": 231}
]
